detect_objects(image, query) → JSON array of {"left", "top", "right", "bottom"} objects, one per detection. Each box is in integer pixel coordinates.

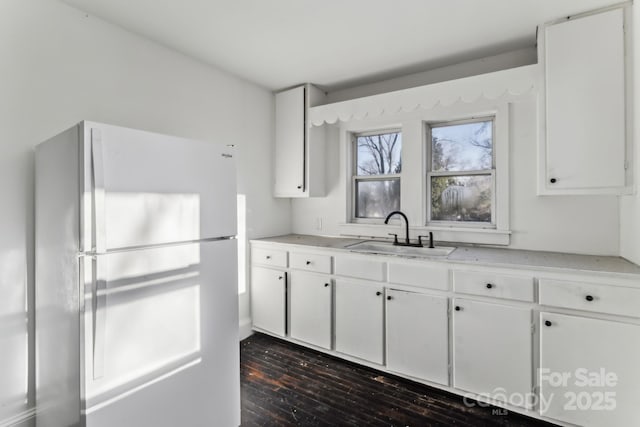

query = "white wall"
[
  {"left": 291, "top": 96, "right": 621, "bottom": 256},
  {"left": 326, "top": 47, "right": 537, "bottom": 103},
  {"left": 620, "top": 3, "right": 640, "bottom": 265},
  {"left": 0, "top": 0, "right": 289, "bottom": 424}
]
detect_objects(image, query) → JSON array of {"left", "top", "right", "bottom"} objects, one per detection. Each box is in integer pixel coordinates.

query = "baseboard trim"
[
  {"left": 239, "top": 318, "right": 253, "bottom": 341},
  {"left": 0, "top": 407, "right": 36, "bottom": 427}
]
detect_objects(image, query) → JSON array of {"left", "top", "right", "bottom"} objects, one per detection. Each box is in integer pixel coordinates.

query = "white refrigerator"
[{"left": 35, "top": 121, "right": 240, "bottom": 427}]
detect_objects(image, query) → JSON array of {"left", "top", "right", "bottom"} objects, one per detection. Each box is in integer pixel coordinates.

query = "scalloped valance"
[{"left": 309, "top": 64, "right": 538, "bottom": 126}]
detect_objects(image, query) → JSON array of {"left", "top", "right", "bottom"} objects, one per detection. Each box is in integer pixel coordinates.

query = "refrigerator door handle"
[
  {"left": 91, "top": 129, "right": 106, "bottom": 254},
  {"left": 92, "top": 256, "right": 107, "bottom": 379}
]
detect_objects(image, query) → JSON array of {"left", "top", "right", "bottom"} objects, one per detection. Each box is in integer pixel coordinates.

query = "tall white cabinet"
[
  {"left": 274, "top": 84, "right": 326, "bottom": 197},
  {"left": 538, "top": 7, "right": 631, "bottom": 195}
]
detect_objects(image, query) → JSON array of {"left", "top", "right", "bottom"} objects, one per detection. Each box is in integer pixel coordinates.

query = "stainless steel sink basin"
[{"left": 345, "top": 241, "right": 456, "bottom": 258}]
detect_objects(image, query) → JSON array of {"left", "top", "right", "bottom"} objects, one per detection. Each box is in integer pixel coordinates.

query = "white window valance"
[{"left": 308, "top": 64, "right": 537, "bottom": 126}]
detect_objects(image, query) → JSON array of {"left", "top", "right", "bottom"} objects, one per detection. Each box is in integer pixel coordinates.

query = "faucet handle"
[
  {"left": 418, "top": 232, "right": 435, "bottom": 249},
  {"left": 387, "top": 233, "right": 399, "bottom": 245}
]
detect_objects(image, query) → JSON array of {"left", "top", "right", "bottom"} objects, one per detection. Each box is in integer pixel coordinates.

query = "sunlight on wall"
[
  {"left": 0, "top": 249, "right": 29, "bottom": 421},
  {"left": 237, "top": 194, "right": 246, "bottom": 295}
]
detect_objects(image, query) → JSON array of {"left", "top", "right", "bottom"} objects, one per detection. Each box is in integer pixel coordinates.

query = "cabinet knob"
[
  {"left": 324, "top": 283, "right": 330, "bottom": 287},
  {"left": 297, "top": 185, "right": 302, "bottom": 189},
  {"left": 585, "top": 295, "right": 594, "bottom": 302},
  {"left": 376, "top": 291, "right": 382, "bottom": 296},
  {"left": 278, "top": 276, "right": 283, "bottom": 280},
  {"left": 486, "top": 283, "right": 493, "bottom": 289},
  {"left": 550, "top": 178, "right": 557, "bottom": 184},
  {"left": 306, "top": 260, "right": 311, "bottom": 265},
  {"left": 454, "top": 306, "right": 461, "bottom": 311},
  {"left": 387, "top": 295, "right": 393, "bottom": 300},
  {"left": 266, "top": 255, "right": 271, "bottom": 260},
  {"left": 545, "top": 320, "right": 552, "bottom": 327}
]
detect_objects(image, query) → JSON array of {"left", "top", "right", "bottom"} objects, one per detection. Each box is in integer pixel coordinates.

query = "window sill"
[{"left": 338, "top": 223, "right": 511, "bottom": 246}]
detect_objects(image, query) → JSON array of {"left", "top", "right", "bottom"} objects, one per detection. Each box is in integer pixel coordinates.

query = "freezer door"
[
  {"left": 83, "top": 239, "right": 239, "bottom": 427},
  {"left": 82, "top": 122, "right": 237, "bottom": 251}
]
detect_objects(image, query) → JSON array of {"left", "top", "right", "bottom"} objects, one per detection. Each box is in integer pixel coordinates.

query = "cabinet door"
[
  {"left": 543, "top": 8, "right": 626, "bottom": 192},
  {"left": 290, "top": 272, "right": 332, "bottom": 349},
  {"left": 386, "top": 290, "right": 448, "bottom": 385},
  {"left": 540, "top": 313, "right": 640, "bottom": 426},
  {"left": 251, "top": 267, "right": 286, "bottom": 337},
  {"left": 453, "top": 299, "right": 532, "bottom": 408},
  {"left": 335, "top": 280, "right": 384, "bottom": 364},
  {"left": 274, "top": 86, "right": 305, "bottom": 197}
]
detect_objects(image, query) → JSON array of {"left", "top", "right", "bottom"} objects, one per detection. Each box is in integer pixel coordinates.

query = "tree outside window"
[
  {"left": 429, "top": 119, "right": 494, "bottom": 225},
  {"left": 353, "top": 131, "right": 402, "bottom": 219}
]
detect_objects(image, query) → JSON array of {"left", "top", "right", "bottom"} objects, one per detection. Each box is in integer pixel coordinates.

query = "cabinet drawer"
[
  {"left": 453, "top": 271, "right": 534, "bottom": 302},
  {"left": 334, "top": 255, "right": 385, "bottom": 282},
  {"left": 539, "top": 279, "right": 640, "bottom": 318},
  {"left": 388, "top": 262, "right": 449, "bottom": 291},
  {"left": 289, "top": 252, "right": 332, "bottom": 274},
  {"left": 251, "top": 247, "right": 287, "bottom": 268}
]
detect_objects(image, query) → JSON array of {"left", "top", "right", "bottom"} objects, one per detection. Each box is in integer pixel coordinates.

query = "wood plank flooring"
[{"left": 240, "top": 333, "right": 556, "bottom": 427}]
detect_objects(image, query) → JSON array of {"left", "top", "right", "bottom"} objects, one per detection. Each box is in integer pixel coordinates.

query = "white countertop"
[{"left": 253, "top": 234, "right": 640, "bottom": 277}]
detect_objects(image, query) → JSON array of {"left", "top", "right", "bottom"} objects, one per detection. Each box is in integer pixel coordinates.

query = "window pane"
[
  {"left": 356, "top": 131, "right": 402, "bottom": 175},
  {"left": 356, "top": 179, "right": 400, "bottom": 218},
  {"left": 431, "top": 120, "right": 492, "bottom": 172},
  {"left": 430, "top": 175, "right": 492, "bottom": 223}
]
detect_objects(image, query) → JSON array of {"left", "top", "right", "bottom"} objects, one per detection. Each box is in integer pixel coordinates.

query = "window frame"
[
  {"left": 351, "top": 128, "right": 402, "bottom": 223},
  {"left": 425, "top": 116, "right": 497, "bottom": 229}
]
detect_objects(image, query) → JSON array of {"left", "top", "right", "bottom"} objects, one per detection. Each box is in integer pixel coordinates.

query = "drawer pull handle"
[
  {"left": 324, "top": 283, "right": 330, "bottom": 287},
  {"left": 387, "top": 296, "right": 393, "bottom": 300},
  {"left": 376, "top": 291, "right": 382, "bottom": 296},
  {"left": 486, "top": 283, "right": 493, "bottom": 289},
  {"left": 545, "top": 320, "right": 552, "bottom": 327},
  {"left": 585, "top": 295, "right": 594, "bottom": 302},
  {"left": 454, "top": 306, "right": 461, "bottom": 311},
  {"left": 306, "top": 260, "right": 311, "bottom": 265}
]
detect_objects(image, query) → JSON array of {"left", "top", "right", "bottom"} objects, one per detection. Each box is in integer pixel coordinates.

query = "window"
[
  {"left": 352, "top": 130, "right": 402, "bottom": 219},
  {"left": 427, "top": 118, "right": 495, "bottom": 226}
]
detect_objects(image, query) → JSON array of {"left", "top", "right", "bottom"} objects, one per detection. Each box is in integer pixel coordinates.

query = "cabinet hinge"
[{"left": 531, "top": 323, "right": 536, "bottom": 334}]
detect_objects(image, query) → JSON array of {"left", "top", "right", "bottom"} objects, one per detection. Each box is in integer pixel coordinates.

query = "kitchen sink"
[{"left": 345, "top": 241, "right": 456, "bottom": 258}]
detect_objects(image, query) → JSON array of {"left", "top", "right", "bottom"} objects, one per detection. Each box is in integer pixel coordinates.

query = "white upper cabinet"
[
  {"left": 539, "top": 7, "right": 631, "bottom": 195},
  {"left": 274, "top": 84, "right": 326, "bottom": 198}
]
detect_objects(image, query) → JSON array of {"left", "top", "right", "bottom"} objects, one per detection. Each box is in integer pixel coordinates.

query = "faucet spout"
[{"left": 384, "top": 211, "right": 411, "bottom": 245}]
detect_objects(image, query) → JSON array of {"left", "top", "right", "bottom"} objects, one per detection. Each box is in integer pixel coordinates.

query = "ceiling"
[{"left": 61, "top": 0, "right": 622, "bottom": 91}]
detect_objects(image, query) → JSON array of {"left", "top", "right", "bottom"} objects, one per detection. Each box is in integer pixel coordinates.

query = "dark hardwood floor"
[{"left": 240, "top": 333, "right": 556, "bottom": 427}]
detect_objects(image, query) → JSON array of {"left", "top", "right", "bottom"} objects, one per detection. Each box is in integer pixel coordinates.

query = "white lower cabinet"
[
  {"left": 386, "top": 289, "right": 449, "bottom": 385},
  {"left": 452, "top": 298, "right": 533, "bottom": 409},
  {"left": 251, "top": 266, "right": 286, "bottom": 337},
  {"left": 540, "top": 313, "right": 640, "bottom": 427},
  {"left": 289, "top": 271, "right": 332, "bottom": 349},
  {"left": 335, "top": 280, "right": 384, "bottom": 364}
]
